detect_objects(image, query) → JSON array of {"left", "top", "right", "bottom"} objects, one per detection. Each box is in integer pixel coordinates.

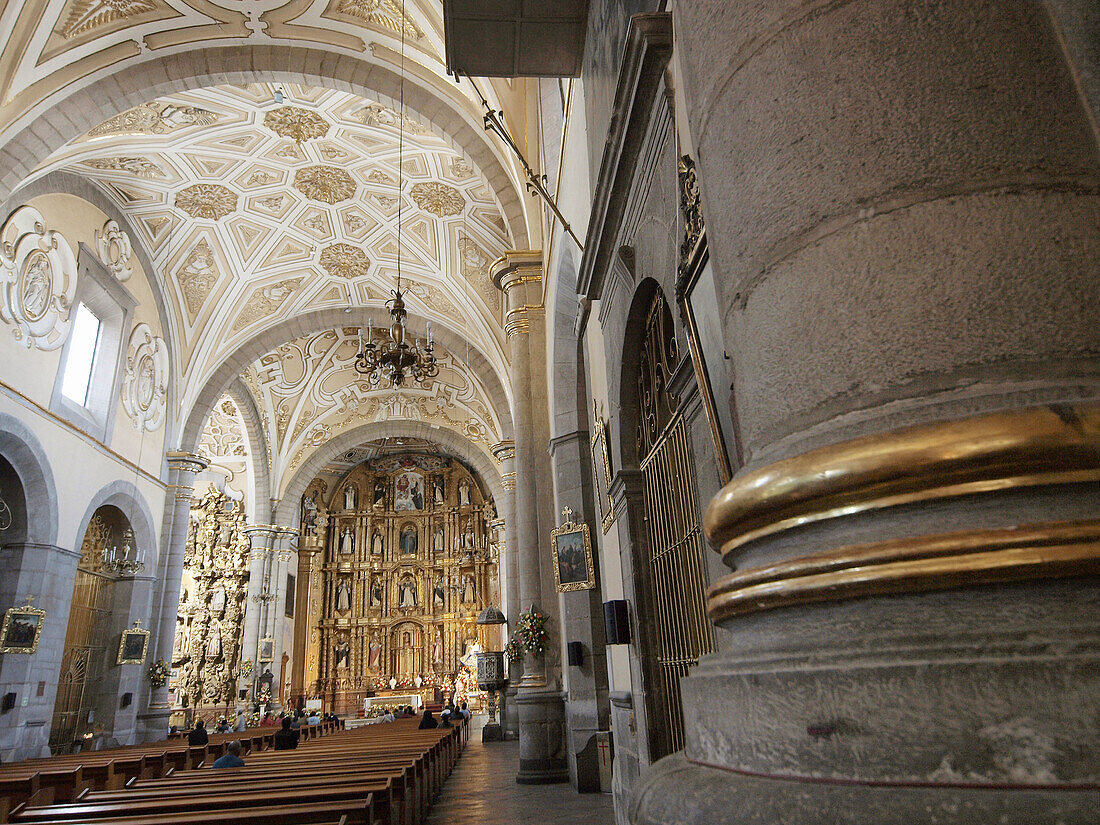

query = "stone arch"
[
  {"left": 275, "top": 420, "right": 504, "bottom": 527},
  {"left": 224, "top": 378, "right": 273, "bottom": 522},
  {"left": 0, "top": 412, "right": 59, "bottom": 546},
  {"left": 0, "top": 46, "right": 530, "bottom": 249},
  {"left": 179, "top": 307, "right": 513, "bottom": 454},
  {"left": 617, "top": 277, "right": 667, "bottom": 470},
  {"left": 1, "top": 172, "right": 179, "bottom": 445},
  {"left": 71, "top": 479, "right": 158, "bottom": 566}
]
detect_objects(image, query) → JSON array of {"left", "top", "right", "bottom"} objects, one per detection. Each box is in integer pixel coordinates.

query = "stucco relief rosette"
[
  {"left": 95, "top": 219, "right": 134, "bottom": 281},
  {"left": 0, "top": 206, "right": 78, "bottom": 350},
  {"left": 122, "top": 322, "right": 169, "bottom": 432}
]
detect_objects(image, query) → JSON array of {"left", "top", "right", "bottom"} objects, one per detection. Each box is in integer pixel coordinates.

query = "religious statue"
[
  {"left": 371, "top": 530, "right": 383, "bottom": 555},
  {"left": 301, "top": 493, "right": 318, "bottom": 534},
  {"left": 340, "top": 527, "right": 355, "bottom": 554},
  {"left": 432, "top": 475, "right": 445, "bottom": 505},
  {"left": 433, "top": 577, "right": 446, "bottom": 608},
  {"left": 400, "top": 524, "right": 417, "bottom": 555},
  {"left": 206, "top": 621, "right": 222, "bottom": 658},
  {"left": 209, "top": 587, "right": 226, "bottom": 613},
  {"left": 462, "top": 523, "right": 474, "bottom": 549},
  {"left": 344, "top": 483, "right": 357, "bottom": 511},
  {"left": 370, "top": 578, "right": 382, "bottom": 607},
  {"left": 462, "top": 575, "right": 476, "bottom": 603},
  {"left": 458, "top": 478, "right": 471, "bottom": 507},
  {"left": 399, "top": 578, "right": 417, "bottom": 608},
  {"left": 368, "top": 636, "right": 382, "bottom": 669},
  {"left": 432, "top": 629, "right": 444, "bottom": 665},
  {"left": 336, "top": 580, "right": 352, "bottom": 612},
  {"left": 335, "top": 644, "right": 350, "bottom": 669},
  {"left": 432, "top": 525, "right": 445, "bottom": 553},
  {"left": 373, "top": 480, "right": 385, "bottom": 507}
]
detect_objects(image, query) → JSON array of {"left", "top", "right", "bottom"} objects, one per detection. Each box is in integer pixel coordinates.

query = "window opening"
[{"left": 61, "top": 303, "right": 102, "bottom": 406}]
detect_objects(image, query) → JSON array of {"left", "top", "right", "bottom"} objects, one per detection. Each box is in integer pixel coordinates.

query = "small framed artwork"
[
  {"left": 117, "top": 622, "right": 150, "bottom": 665},
  {"left": 259, "top": 637, "right": 275, "bottom": 662},
  {"left": 590, "top": 401, "right": 615, "bottom": 534},
  {"left": 0, "top": 602, "right": 45, "bottom": 654},
  {"left": 550, "top": 507, "right": 596, "bottom": 592}
]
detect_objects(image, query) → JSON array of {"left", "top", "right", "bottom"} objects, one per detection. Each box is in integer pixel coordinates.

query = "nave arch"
[
  {"left": 275, "top": 419, "right": 506, "bottom": 528},
  {"left": 0, "top": 46, "right": 533, "bottom": 248},
  {"left": 0, "top": 411, "right": 59, "bottom": 546},
  {"left": 178, "top": 306, "right": 516, "bottom": 459}
]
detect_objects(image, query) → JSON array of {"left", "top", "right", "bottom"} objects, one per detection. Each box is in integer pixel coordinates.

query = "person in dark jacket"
[
  {"left": 418, "top": 709, "right": 438, "bottom": 729},
  {"left": 273, "top": 716, "right": 299, "bottom": 750},
  {"left": 187, "top": 719, "right": 209, "bottom": 746}
]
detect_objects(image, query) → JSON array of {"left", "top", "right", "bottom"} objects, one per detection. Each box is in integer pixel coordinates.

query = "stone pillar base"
[
  {"left": 516, "top": 687, "right": 569, "bottom": 784},
  {"left": 135, "top": 708, "right": 172, "bottom": 742},
  {"left": 482, "top": 722, "right": 503, "bottom": 742},
  {"left": 632, "top": 752, "right": 1100, "bottom": 825}
]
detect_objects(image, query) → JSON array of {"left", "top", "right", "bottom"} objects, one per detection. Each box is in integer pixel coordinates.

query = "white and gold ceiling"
[
  {"left": 33, "top": 81, "right": 512, "bottom": 421},
  {"left": 239, "top": 327, "right": 504, "bottom": 496}
]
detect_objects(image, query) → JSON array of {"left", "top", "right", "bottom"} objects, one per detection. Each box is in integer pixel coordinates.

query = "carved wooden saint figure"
[
  {"left": 340, "top": 527, "right": 355, "bottom": 554},
  {"left": 336, "top": 580, "right": 352, "bottom": 612},
  {"left": 400, "top": 524, "right": 417, "bottom": 555},
  {"left": 373, "top": 480, "right": 385, "bottom": 507},
  {"left": 458, "top": 478, "right": 471, "bottom": 507},
  {"left": 371, "top": 530, "right": 383, "bottom": 554},
  {"left": 399, "top": 577, "right": 417, "bottom": 608},
  {"left": 344, "top": 483, "right": 357, "bottom": 511},
  {"left": 433, "top": 525, "right": 445, "bottom": 552},
  {"left": 370, "top": 578, "right": 382, "bottom": 607},
  {"left": 432, "top": 474, "right": 445, "bottom": 505}
]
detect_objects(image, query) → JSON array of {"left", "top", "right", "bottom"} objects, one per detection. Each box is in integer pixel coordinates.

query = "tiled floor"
[{"left": 426, "top": 729, "right": 617, "bottom": 825}]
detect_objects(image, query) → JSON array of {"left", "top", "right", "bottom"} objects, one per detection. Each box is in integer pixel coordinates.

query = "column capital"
[
  {"left": 491, "top": 439, "right": 516, "bottom": 463},
  {"left": 489, "top": 249, "right": 543, "bottom": 291},
  {"left": 165, "top": 451, "right": 209, "bottom": 473}
]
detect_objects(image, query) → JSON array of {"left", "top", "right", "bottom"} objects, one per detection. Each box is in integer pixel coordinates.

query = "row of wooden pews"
[{"left": 0, "top": 717, "right": 464, "bottom": 825}]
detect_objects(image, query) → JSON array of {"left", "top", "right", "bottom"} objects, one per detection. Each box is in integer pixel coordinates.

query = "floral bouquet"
[
  {"left": 240, "top": 658, "right": 254, "bottom": 678},
  {"left": 518, "top": 607, "right": 548, "bottom": 657},
  {"left": 504, "top": 630, "right": 525, "bottom": 662},
  {"left": 148, "top": 659, "right": 171, "bottom": 688}
]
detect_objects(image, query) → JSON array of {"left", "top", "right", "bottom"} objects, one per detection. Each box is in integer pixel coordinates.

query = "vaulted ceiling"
[{"left": 33, "top": 82, "right": 512, "bottom": 413}]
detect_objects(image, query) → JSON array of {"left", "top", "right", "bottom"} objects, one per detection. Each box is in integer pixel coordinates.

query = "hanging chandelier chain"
[{"left": 351, "top": 0, "right": 437, "bottom": 389}]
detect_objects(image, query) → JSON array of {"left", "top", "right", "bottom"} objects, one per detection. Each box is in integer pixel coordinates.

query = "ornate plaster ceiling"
[
  {"left": 198, "top": 394, "right": 248, "bottom": 460},
  {"left": 240, "top": 327, "right": 504, "bottom": 498},
  {"left": 36, "top": 82, "right": 512, "bottom": 418},
  {"left": 0, "top": 0, "right": 445, "bottom": 134}
]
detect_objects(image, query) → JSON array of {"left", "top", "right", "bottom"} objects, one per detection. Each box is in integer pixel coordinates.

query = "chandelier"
[
  {"left": 355, "top": 293, "right": 437, "bottom": 386},
  {"left": 102, "top": 527, "right": 145, "bottom": 577}
]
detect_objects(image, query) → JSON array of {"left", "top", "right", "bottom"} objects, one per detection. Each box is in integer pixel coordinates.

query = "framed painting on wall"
[
  {"left": 117, "top": 622, "right": 150, "bottom": 665},
  {"left": 550, "top": 507, "right": 596, "bottom": 592},
  {"left": 591, "top": 401, "right": 616, "bottom": 533},
  {"left": 0, "top": 602, "right": 45, "bottom": 654}
]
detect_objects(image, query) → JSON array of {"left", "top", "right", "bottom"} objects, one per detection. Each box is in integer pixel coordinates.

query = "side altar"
[{"left": 290, "top": 451, "right": 503, "bottom": 716}]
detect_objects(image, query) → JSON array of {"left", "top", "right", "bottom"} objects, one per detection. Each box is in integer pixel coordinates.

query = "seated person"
[
  {"left": 187, "top": 719, "right": 209, "bottom": 746},
  {"left": 458, "top": 701, "right": 471, "bottom": 720},
  {"left": 439, "top": 712, "right": 452, "bottom": 728},
  {"left": 418, "top": 709, "right": 438, "bottom": 730},
  {"left": 273, "top": 717, "right": 299, "bottom": 750},
  {"left": 212, "top": 740, "right": 245, "bottom": 769},
  {"left": 307, "top": 710, "right": 321, "bottom": 725}
]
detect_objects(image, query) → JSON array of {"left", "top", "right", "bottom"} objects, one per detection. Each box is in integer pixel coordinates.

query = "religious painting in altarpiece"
[
  {"left": 169, "top": 486, "right": 251, "bottom": 710},
  {"left": 297, "top": 453, "right": 501, "bottom": 715}
]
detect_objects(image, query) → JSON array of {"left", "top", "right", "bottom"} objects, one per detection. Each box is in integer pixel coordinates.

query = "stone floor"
[{"left": 426, "top": 729, "right": 616, "bottom": 825}]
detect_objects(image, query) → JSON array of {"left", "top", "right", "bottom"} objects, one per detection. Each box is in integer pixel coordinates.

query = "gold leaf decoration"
[
  {"left": 293, "top": 165, "right": 357, "bottom": 204},
  {"left": 232, "top": 279, "right": 302, "bottom": 332},
  {"left": 62, "top": 0, "right": 159, "bottom": 39},
  {"left": 80, "top": 156, "right": 166, "bottom": 178},
  {"left": 87, "top": 101, "right": 217, "bottom": 137},
  {"left": 352, "top": 102, "right": 427, "bottom": 135},
  {"left": 175, "top": 183, "right": 237, "bottom": 220},
  {"left": 410, "top": 182, "right": 464, "bottom": 217},
  {"left": 176, "top": 240, "right": 219, "bottom": 320},
  {"left": 329, "top": 0, "right": 422, "bottom": 39},
  {"left": 320, "top": 243, "right": 371, "bottom": 279},
  {"left": 263, "top": 106, "right": 330, "bottom": 143}
]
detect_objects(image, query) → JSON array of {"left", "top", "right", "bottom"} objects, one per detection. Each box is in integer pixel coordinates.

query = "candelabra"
[
  {"left": 354, "top": 290, "right": 438, "bottom": 387},
  {"left": 102, "top": 529, "right": 145, "bottom": 576}
]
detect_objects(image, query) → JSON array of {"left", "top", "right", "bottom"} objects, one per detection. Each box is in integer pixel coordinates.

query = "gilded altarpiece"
[
  {"left": 297, "top": 455, "right": 500, "bottom": 714},
  {"left": 169, "top": 486, "right": 251, "bottom": 710}
]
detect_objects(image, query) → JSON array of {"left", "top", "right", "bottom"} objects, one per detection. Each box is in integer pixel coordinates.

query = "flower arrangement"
[
  {"left": 257, "top": 683, "right": 272, "bottom": 703},
  {"left": 148, "top": 659, "right": 171, "bottom": 688},
  {"left": 504, "top": 631, "right": 524, "bottom": 662},
  {"left": 240, "top": 659, "right": 254, "bottom": 678},
  {"left": 517, "top": 607, "right": 549, "bottom": 657}
]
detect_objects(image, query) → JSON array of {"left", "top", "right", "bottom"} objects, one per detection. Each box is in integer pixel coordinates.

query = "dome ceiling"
[{"left": 34, "top": 82, "right": 514, "bottom": 417}]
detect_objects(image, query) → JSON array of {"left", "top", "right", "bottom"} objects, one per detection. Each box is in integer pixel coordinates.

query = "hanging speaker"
[
  {"left": 567, "top": 641, "right": 584, "bottom": 666},
  {"left": 603, "top": 600, "right": 631, "bottom": 645},
  {"left": 1, "top": 692, "right": 15, "bottom": 713},
  {"left": 120, "top": 692, "right": 133, "bottom": 708}
]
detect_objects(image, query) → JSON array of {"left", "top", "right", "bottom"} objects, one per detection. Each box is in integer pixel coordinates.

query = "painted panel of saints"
[{"left": 394, "top": 470, "right": 424, "bottom": 511}]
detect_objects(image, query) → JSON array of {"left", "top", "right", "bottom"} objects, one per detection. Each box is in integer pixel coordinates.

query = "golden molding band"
[
  {"left": 707, "top": 520, "right": 1100, "bottom": 621},
  {"left": 704, "top": 404, "right": 1100, "bottom": 559}
]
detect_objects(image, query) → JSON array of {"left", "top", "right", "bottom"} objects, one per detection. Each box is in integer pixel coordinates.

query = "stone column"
[
  {"left": 139, "top": 451, "right": 206, "bottom": 740},
  {"left": 631, "top": 2, "right": 1100, "bottom": 823},
  {"left": 96, "top": 572, "right": 156, "bottom": 745},
  {"left": 493, "top": 251, "right": 569, "bottom": 783},
  {"left": 271, "top": 526, "right": 297, "bottom": 708},
  {"left": 491, "top": 440, "right": 520, "bottom": 739},
  {"left": 0, "top": 543, "right": 81, "bottom": 761},
  {"left": 242, "top": 525, "right": 277, "bottom": 700}
]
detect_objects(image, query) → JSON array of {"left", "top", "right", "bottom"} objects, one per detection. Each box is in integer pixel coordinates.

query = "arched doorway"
[
  {"left": 623, "top": 286, "right": 714, "bottom": 758},
  {"left": 50, "top": 505, "right": 134, "bottom": 753}
]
